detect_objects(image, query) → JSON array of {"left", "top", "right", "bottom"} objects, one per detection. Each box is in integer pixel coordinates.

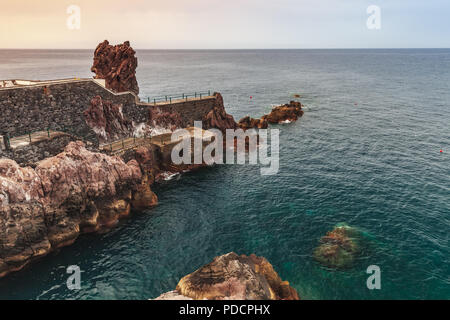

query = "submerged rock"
[
  {"left": 0, "top": 141, "right": 157, "bottom": 278},
  {"left": 91, "top": 40, "right": 139, "bottom": 95},
  {"left": 155, "top": 252, "right": 300, "bottom": 300},
  {"left": 313, "top": 224, "right": 361, "bottom": 269}
]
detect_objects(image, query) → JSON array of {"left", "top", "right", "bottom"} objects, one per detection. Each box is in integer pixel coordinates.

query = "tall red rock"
[{"left": 91, "top": 40, "right": 139, "bottom": 95}]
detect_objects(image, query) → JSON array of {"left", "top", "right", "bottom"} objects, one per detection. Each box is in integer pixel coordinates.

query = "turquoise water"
[{"left": 0, "top": 49, "right": 449, "bottom": 299}]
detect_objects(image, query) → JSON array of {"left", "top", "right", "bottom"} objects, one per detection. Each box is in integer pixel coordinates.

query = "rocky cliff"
[
  {"left": 155, "top": 252, "right": 299, "bottom": 300},
  {"left": 0, "top": 141, "right": 157, "bottom": 278},
  {"left": 84, "top": 96, "right": 134, "bottom": 143},
  {"left": 91, "top": 40, "right": 139, "bottom": 95},
  {"left": 148, "top": 107, "right": 184, "bottom": 134},
  {"left": 202, "top": 93, "right": 238, "bottom": 132}
]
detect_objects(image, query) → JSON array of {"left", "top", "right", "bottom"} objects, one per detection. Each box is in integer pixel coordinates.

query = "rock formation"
[
  {"left": 236, "top": 101, "right": 304, "bottom": 130},
  {"left": 91, "top": 40, "right": 139, "bottom": 95},
  {"left": 203, "top": 93, "right": 238, "bottom": 133},
  {"left": 84, "top": 96, "right": 134, "bottom": 143},
  {"left": 313, "top": 224, "right": 361, "bottom": 269},
  {"left": 148, "top": 107, "right": 184, "bottom": 133},
  {"left": 238, "top": 115, "right": 268, "bottom": 130},
  {"left": 0, "top": 141, "right": 157, "bottom": 278},
  {"left": 155, "top": 252, "right": 299, "bottom": 300},
  {"left": 265, "top": 101, "right": 304, "bottom": 124}
]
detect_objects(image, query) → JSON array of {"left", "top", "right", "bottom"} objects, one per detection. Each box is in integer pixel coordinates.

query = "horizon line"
[{"left": 1, "top": 47, "right": 450, "bottom": 51}]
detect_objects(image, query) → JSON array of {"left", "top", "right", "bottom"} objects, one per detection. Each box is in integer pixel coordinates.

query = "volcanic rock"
[
  {"left": 0, "top": 141, "right": 158, "bottom": 278},
  {"left": 91, "top": 40, "right": 139, "bottom": 95},
  {"left": 238, "top": 115, "right": 268, "bottom": 130},
  {"left": 148, "top": 107, "right": 184, "bottom": 132},
  {"left": 313, "top": 224, "right": 361, "bottom": 269},
  {"left": 156, "top": 252, "right": 299, "bottom": 300},
  {"left": 265, "top": 101, "right": 304, "bottom": 124},
  {"left": 84, "top": 96, "right": 134, "bottom": 143},
  {"left": 131, "top": 174, "right": 158, "bottom": 210},
  {"left": 203, "top": 93, "right": 238, "bottom": 133},
  {"left": 237, "top": 100, "right": 303, "bottom": 130}
]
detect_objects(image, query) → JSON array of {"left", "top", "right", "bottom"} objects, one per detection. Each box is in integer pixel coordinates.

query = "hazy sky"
[{"left": 1, "top": 0, "right": 449, "bottom": 49}]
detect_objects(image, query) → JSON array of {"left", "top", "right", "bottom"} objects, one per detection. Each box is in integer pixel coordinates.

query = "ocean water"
[{"left": 0, "top": 49, "right": 449, "bottom": 300}]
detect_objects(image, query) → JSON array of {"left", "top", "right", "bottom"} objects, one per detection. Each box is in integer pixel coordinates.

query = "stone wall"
[
  {"left": 155, "top": 97, "right": 218, "bottom": 127},
  {"left": 0, "top": 134, "right": 82, "bottom": 167},
  {"left": 0, "top": 80, "right": 140, "bottom": 147},
  {"left": 0, "top": 79, "right": 219, "bottom": 148}
]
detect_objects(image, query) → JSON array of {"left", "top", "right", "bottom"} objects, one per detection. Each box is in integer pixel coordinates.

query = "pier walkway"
[
  {"left": 100, "top": 127, "right": 213, "bottom": 156},
  {"left": 1, "top": 130, "right": 71, "bottom": 151}
]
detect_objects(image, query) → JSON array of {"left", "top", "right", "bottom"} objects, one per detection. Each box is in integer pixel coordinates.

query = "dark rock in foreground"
[
  {"left": 91, "top": 40, "right": 139, "bottom": 95},
  {"left": 155, "top": 252, "right": 299, "bottom": 300}
]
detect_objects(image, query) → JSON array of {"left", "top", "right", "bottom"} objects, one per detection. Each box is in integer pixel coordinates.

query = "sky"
[{"left": 0, "top": 0, "right": 449, "bottom": 49}]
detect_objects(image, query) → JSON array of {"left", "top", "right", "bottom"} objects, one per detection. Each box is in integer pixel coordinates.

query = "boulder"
[
  {"left": 313, "top": 224, "right": 361, "bottom": 269},
  {"left": 156, "top": 252, "right": 299, "bottom": 300}
]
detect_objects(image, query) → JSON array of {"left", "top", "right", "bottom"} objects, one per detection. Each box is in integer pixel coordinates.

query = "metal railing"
[
  {"left": 144, "top": 90, "right": 212, "bottom": 105},
  {"left": 1, "top": 126, "right": 81, "bottom": 150},
  {"left": 100, "top": 136, "right": 155, "bottom": 155}
]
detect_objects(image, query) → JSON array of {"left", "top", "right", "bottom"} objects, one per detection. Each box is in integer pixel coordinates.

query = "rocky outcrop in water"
[
  {"left": 84, "top": 96, "right": 134, "bottom": 143},
  {"left": 237, "top": 101, "right": 303, "bottom": 130},
  {"left": 203, "top": 93, "right": 238, "bottom": 133},
  {"left": 155, "top": 252, "right": 299, "bottom": 300},
  {"left": 313, "top": 224, "right": 361, "bottom": 269},
  {"left": 238, "top": 116, "right": 268, "bottom": 130},
  {"left": 265, "top": 101, "right": 304, "bottom": 124},
  {"left": 91, "top": 40, "right": 139, "bottom": 95},
  {"left": 0, "top": 141, "right": 157, "bottom": 278}
]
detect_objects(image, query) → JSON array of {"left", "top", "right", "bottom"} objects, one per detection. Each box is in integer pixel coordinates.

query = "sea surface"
[{"left": 0, "top": 49, "right": 449, "bottom": 300}]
